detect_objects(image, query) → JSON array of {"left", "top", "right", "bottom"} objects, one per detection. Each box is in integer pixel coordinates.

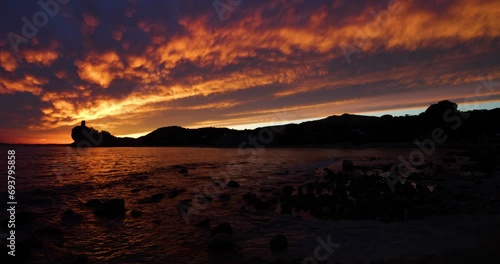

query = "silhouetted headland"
[{"left": 70, "top": 100, "right": 500, "bottom": 147}]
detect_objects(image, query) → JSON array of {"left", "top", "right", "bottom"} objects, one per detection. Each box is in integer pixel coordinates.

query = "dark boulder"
[
  {"left": 130, "top": 210, "right": 143, "bottom": 217},
  {"left": 178, "top": 168, "right": 188, "bottom": 174},
  {"left": 85, "top": 199, "right": 101, "bottom": 207},
  {"left": 342, "top": 160, "right": 354, "bottom": 171},
  {"left": 227, "top": 180, "right": 240, "bottom": 188},
  {"left": 219, "top": 193, "right": 231, "bottom": 201},
  {"left": 443, "top": 157, "right": 457, "bottom": 163},
  {"left": 270, "top": 234, "right": 288, "bottom": 252},
  {"left": 138, "top": 193, "right": 165, "bottom": 204},
  {"left": 254, "top": 199, "right": 272, "bottom": 210},
  {"left": 243, "top": 192, "right": 258, "bottom": 204},
  {"left": 180, "top": 199, "right": 193, "bottom": 205},
  {"left": 93, "top": 199, "right": 126, "bottom": 217},
  {"left": 151, "top": 193, "right": 165, "bottom": 200},
  {"left": 407, "top": 173, "right": 422, "bottom": 181},
  {"left": 208, "top": 233, "right": 236, "bottom": 253},
  {"left": 167, "top": 188, "right": 186, "bottom": 198},
  {"left": 260, "top": 187, "right": 274, "bottom": 193},
  {"left": 280, "top": 203, "right": 293, "bottom": 214},
  {"left": 61, "top": 209, "right": 83, "bottom": 222},
  {"left": 282, "top": 186, "right": 294, "bottom": 198},
  {"left": 195, "top": 218, "right": 211, "bottom": 228},
  {"left": 210, "top": 222, "right": 233, "bottom": 237}
]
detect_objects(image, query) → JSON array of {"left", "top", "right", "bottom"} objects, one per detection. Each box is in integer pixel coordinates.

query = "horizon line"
[{"left": 3, "top": 103, "right": 499, "bottom": 145}]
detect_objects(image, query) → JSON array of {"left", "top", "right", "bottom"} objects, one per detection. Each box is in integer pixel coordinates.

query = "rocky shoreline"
[{"left": 2, "top": 148, "right": 499, "bottom": 263}]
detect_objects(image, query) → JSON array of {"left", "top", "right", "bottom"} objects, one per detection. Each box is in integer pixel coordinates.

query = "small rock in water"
[
  {"left": 151, "top": 193, "right": 165, "bottom": 200},
  {"left": 93, "top": 199, "right": 126, "bottom": 217},
  {"left": 227, "top": 180, "right": 240, "bottom": 188},
  {"left": 208, "top": 233, "right": 236, "bottom": 254},
  {"left": 210, "top": 222, "right": 232, "bottom": 237},
  {"left": 138, "top": 193, "right": 165, "bottom": 204},
  {"left": 243, "top": 192, "right": 258, "bottom": 204},
  {"left": 180, "top": 199, "right": 193, "bottom": 205},
  {"left": 282, "top": 185, "right": 294, "bottom": 197},
  {"left": 194, "top": 218, "right": 210, "bottom": 228},
  {"left": 260, "top": 187, "right": 274, "bottom": 193},
  {"left": 167, "top": 188, "right": 187, "bottom": 198},
  {"left": 61, "top": 209, "right": 83, "bottom": 222},
  {"left": 254, "top": 199, "right": 272, "bottom": 210},
  {"left": 269, "top": 234, "right": 288, "bottom": 252},
  {"left": 85, "top": 199, "right": 101, "bottom": 207},
  {"left": 443, "top": 157, "right": 457, "bottom": 163},
  {"left": 178, "top": 168, "right": 188, "bottom": 174},
  {"left": 280, "top": 203, "right": 292, "bottom": 214},
  {"left": 219, "top": 193, "right": 231, "bottom": 201},
  {"left": 130, "top": 209, "right": 143, "bottom": 217},
  {"left": 196, "top": 194, "right": 213, "bottom": 203},
  {"left": 342, "top": 160, "right": 354, "bottom": 171}
]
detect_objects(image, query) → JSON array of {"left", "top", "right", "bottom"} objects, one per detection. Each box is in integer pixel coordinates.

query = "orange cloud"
[
  {"left": 0, "top": 50, "right": 18, "bottom": 72},
  {"left": 0, "top": 73, "right": 46, "bottom": 95},
  {"left": 23, "top": 50, "right": 58, "bottom": 66},
  {"left": 75, "top": 51, "right": 125, "bottom": 88}
]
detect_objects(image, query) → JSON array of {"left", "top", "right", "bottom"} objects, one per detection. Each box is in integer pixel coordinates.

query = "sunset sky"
[{"left": 1, "top": 0, "right": 499, "bottom": 144}]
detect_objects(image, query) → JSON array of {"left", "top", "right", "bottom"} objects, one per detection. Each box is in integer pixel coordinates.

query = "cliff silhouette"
[
  {"left": 70, "top": 120, "right": 139, "bottom": 147},
  {"left": 70, "top": 101, "right": 500, "bottom": 147}
]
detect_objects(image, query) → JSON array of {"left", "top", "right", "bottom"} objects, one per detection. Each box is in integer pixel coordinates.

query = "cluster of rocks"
[
  {"left": 236, "top": 157, "right": 499, "bottom": 222},
  {"left": 176, "top": 180, "right": 241, "bottom": 215},
  {"left": 12, "top": 190, "right": 179, "bottom": 262},
  {"left": 206, "top": 222, "right": 288, "bottom": 255}
]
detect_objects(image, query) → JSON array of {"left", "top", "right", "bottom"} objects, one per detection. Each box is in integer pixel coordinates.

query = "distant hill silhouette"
[
  {"left": 70, "top": 100, "right": 500, "bottom": 147},
  {"left": 71, "top": 120, "right": 139, "bottom": 147}
]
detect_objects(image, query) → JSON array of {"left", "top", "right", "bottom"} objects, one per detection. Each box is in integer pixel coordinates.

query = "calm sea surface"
[{"left": 0, "top": 146, "right": 455, "bottom": 263}]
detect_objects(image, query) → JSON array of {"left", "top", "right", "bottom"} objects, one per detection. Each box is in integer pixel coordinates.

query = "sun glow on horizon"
[{"left": 115, "top": 131, "right": 152, "bottom": 139}]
